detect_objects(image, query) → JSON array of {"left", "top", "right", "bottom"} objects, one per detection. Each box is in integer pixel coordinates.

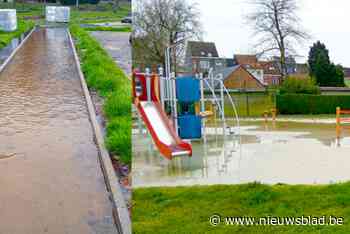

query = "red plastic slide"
[{"left": 133, "top": 72, "right": 192, "bottom": 160}]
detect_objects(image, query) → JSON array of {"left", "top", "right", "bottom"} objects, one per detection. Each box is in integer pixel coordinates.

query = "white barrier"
[
  {"left": 46, "top": 6, "right": 70, "bottom": 23},
  {"left": 0, "top": 9, "right": 17, "bottom": 32}
]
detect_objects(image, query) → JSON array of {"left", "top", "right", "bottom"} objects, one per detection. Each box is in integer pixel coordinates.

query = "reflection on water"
[
  {"left": 133, "top": 120, "right": 350, "bottom": 187},
  {"left": 0, "top": 28, "right": 116, "bottom": 234},
  {"left": 0, "top": 30, "right": 30, "bottom": 65}
]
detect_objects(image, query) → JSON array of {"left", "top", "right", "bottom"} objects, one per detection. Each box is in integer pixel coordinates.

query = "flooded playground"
[
  {"left": 132, "top": 120, "right": 350, "bottom": 187},
  {"left": 0, "top": 28, "right": 117, "bottom": 233}
]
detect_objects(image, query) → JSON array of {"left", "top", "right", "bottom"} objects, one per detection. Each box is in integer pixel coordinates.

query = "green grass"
[
  {"left": 133, "top": 183, "right": 350, "bottom": 233},
  {"left": 69, "top": 24, "right": 131, "bottom": 165},
  {"left": 0, "top": 2, "right": 131, "bottom": 23},
  {"left": 70, "top": 3, "right": 130, "bottom": 23},
  {"left": 0, "top": 20, "right": 35, "bottom": 50},
  {"left": 84, "top": 26, "right": 131, "bottom": 32}
]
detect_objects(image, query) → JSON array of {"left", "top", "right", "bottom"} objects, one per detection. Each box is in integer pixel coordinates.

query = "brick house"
[
  {"left": 212, "top": 65, "right": 266, "bottom": 91},
  {"left": 260, "top": 61, "right": 281, "bottom": 86},
  {"left": 344, "top": 67, "right": 350, "bottom": 81},
  {"left": 233, "top": 54, "right": 264, "bottom": 84},
  {"left": 185, "top": 41, "right": 234, "bottom": 75}
]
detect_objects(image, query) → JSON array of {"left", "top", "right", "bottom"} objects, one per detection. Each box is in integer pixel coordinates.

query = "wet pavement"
[
  {"left": 90, "top": 31, "right": 131, "bottom": 75},
  {"left": 133, "top": 120, "right": 350, "bottom": 187},
  {"left": 0, "top": 28, "right": 118, "bottom": 234}
]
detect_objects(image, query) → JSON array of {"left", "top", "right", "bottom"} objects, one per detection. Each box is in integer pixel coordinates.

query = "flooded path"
[
  {"left": 0, "top": 28, "right": 118, "bottom": 234},
  {"left": 133, "top": 121, "right": 350, "bottom": 187}
]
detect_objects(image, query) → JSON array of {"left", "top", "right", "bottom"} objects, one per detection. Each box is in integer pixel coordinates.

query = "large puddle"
[
  {"left": 133, "top": 120, "right": 350, "bottom": 187},
  {"left": 0, "top": 28, "right": 117, "bottom": 234}
]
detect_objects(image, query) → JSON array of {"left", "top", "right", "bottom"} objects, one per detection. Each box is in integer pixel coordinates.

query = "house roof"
[
  {"left": 212, "top": 65, "right": 266, "bottom": 88},
  {"left": 186, "top": 41, "right": 219, "bottom": 57},
  {"left": 234, "top": 54, "right": 258, "bottom": 65}
]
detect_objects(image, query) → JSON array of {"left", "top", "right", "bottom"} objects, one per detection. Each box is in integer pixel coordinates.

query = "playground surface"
[
  {"left": 133, "top": 120, "right": 350, "bottom": 187},
  {"left": 0, "top": 28, "right": 118, "bottom": 234}
]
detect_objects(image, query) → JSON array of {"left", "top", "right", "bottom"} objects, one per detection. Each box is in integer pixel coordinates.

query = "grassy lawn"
[
  {"left": 0, "top": 20, "right": 35, "bottom": 50},
  {"left": 133, "top": 183, "right": 350, "bottom": 233},
  {"left": 69, "top": 24, "right": 131, "bottom": 165},
  {"left": 71, "top": 3, "right": 130, "bottom": 23},
  {"left": 0, "top": 2, "right": 130, "bottom": 23},
  {"left": 84, "top": 26, "right": 131, "bottom": 32}
]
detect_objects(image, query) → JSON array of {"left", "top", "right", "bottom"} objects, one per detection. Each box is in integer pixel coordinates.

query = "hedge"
[{"left": 277, "top": 94, "right": 350, "bottom": 114}]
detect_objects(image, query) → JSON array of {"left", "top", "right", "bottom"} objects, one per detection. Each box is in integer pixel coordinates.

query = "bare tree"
[
  {"left": 133, "top": 0, "right": 202, "bottom": 71},
  {"left": 247, "top": 0, "right": 309, "bottom": 79}
]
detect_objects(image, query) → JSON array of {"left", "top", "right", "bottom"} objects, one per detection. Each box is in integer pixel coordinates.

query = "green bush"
[
  {"left": 70, "top": 24, "right": 131, "bottom": 165},
  {"left": 277, "top": 94, "right": 350, "bottom": 114},
  {"left": 279, "top": 76, "right": 320, "bottom": 95}
]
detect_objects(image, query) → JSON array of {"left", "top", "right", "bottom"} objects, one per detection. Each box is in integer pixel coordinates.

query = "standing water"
[
  {"left": 133, "top": 121, "right": 350, "bottom": 187},
  {"left": 0, "top": 28, "right": 117, "bottom": 234}
]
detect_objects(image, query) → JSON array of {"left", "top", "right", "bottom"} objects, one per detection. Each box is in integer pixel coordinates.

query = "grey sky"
[{"left": 191, "top": 0, "right": 350, "bottom": 67}]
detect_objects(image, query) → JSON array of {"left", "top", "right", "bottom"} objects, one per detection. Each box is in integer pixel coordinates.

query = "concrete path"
[
  {"left": 0, "top": 28, "right": 118, "bottom": 234},
  {"left": 90, "top": 31, "right": 131, "bottom": 75}
]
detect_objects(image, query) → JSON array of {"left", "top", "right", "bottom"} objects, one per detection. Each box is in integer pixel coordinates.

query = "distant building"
[
  {"left": 344, "top": 67, "right": 350, "bottom": 80},
  {"left": 260, "top": 61, "right": 281, "bottom": 86},
  {"left": 213, "top": 65, "right": 266, "bottom": 91},
  {"left": 185, "top": 41, "right": 233, "bottom": 74},
  {"left": 233, "top": 54, "right": 264, "bottom": 84}
]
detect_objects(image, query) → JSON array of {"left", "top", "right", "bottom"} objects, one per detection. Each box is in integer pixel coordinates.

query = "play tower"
[{"left": 132, "top": 46, "right": 240, "bottom": 160}]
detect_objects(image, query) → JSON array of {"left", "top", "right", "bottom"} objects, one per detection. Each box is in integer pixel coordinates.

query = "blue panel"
[
  {"left": 176, "top": 77, "right": 200, "bottom": 102},
  {"left": 178, "top": 115, "right": 202, "bottom": 139}
]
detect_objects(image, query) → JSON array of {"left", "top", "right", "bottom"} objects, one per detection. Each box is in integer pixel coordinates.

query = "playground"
[
  {"left": 131, "top": 66, "right": 350, "bottom": 233},
  {"left": 132, "top": 46, "right": 350, "bottom": 188}
]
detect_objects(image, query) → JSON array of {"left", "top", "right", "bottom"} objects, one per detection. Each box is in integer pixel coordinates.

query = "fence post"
[
  {"left": 336, "top": 107, "right": 341, "bottom": 139},
  {"left": 246, "top": 91, "right": 249, "bottom": 117},
  {"left": 264, "top": 110, "right": 268, "bottom": 124},
  {"left": 271, "top": 108, "right": 276, "bottom": 122}
]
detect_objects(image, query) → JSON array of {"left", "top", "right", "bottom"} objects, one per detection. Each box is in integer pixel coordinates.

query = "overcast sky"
[{"left": 190, "top": 0, "right": 350, "bottom": 67}]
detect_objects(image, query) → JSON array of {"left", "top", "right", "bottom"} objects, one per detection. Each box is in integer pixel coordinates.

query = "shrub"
[
  {"left": 277, "top": 94, "right": 350, "bottom": 114},
  {"left": 279, "top": 76, "right": 320, "bottom": 95}
]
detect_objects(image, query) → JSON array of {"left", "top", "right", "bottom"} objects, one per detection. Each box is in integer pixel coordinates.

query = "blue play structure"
[{"left": 176, "top": 77, "right": 202, "bottom": 139}]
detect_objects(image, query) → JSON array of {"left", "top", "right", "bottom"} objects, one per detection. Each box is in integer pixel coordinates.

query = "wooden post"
[
  {"left": 264, "top": 110, "right": 268, "bottom": 124},
  {"left": 336, "top": 107, "right": 341, "bottom": 139},
  {"left": 271, "top": 108, "right": 276, "bottom": 122}
]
